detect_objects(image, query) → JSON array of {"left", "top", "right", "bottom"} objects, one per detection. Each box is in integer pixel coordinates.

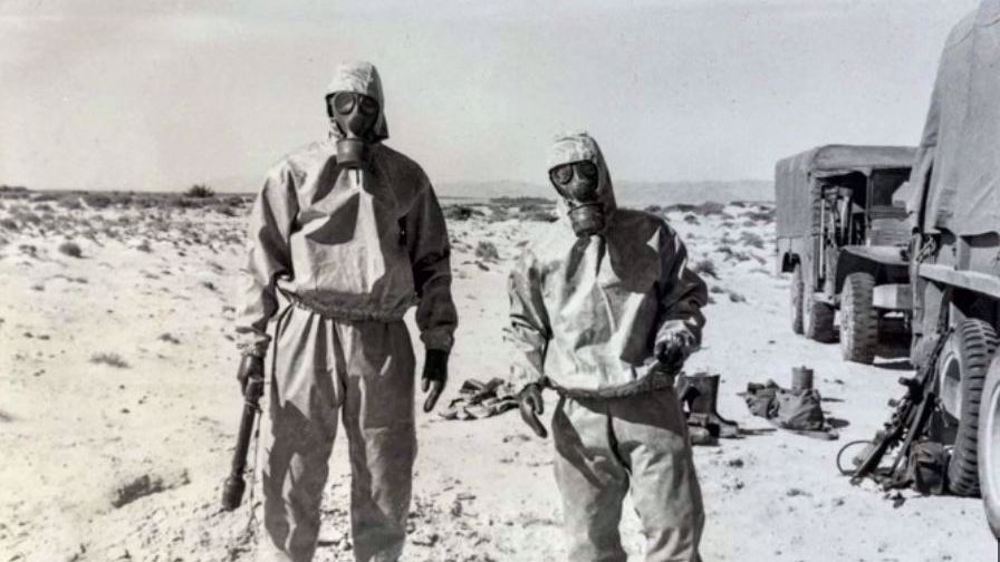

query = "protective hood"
[
  {"left": 547, "top": 132, "right": 618, "bottom": 219},
  {"left": 326, "top": 61, "right": 389, "bottom": 143}
]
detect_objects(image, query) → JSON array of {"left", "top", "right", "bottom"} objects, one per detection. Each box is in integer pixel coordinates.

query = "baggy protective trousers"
[
  {"left": 257, "top": 305, "right": 416, "bottom": 562},
  {"left": 551, "top": 389, "right": 704, "bottom": 562}
]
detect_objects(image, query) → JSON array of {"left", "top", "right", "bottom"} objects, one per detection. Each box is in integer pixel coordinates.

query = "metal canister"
[{"left": 792, "top": 366, "right": 814, "bottom": 391}]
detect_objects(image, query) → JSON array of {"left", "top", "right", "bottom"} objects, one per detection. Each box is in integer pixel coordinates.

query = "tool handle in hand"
[{"left": 220, "top": 376, "right": 263, "bottom": 511}]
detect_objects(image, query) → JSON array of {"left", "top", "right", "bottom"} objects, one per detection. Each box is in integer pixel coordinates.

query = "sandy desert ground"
[{"left": 0, "top": 188, "right": 996, "bottom": 561}]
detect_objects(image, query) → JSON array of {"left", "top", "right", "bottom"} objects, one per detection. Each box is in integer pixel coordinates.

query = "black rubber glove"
[
  {"left": 236, "top": 354, "right": 265, "bottom": 397},
  {"left": 654, "top": 330, "right": 694, "bottom": 371},
  {"left": 518, "top": 383, "right": 547, "bottom": 439},
  {"left": 421, "top": 349, "right": 449, "bottom": 413}
]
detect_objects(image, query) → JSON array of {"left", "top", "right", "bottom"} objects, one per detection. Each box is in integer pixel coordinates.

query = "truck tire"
[
  {"left": 840, "top": 273, "right": 878, "bottom": 364},
  {"left": 941, "top": 319, "right": 998, "bottom": 496},
  {"left": 978, "top": 356, "right": 1000, "bottom": 538},
  {"left": 791, "top": 263, "right": 804, "bottom": 334},
  {"left": 803, "top": 288, "right": 835, "bottom": 343}
]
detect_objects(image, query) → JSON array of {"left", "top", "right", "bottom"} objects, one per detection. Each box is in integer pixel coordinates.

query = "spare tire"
[
  {"left": 840, "top": 273, "right": 878, "bottom": 364},
  {"left": 791, "top": 263, "right": 804, "bottom": 335},
  {"left": 939, "top": 319, "right": 998, "bottom": 496},
  {"left": 978, "top": 355, "right": 1000, "bottom": 538}
]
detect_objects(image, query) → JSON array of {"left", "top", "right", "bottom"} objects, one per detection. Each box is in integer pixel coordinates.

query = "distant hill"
[
  {"left": 615, "top": 180, "right": 774, "bottom": 207},
  {"left": 166, "top": 176, "right": 775, "bottom": 206},
  {"left": 438, "top": 179, "right": 774, "bottom": 207}
]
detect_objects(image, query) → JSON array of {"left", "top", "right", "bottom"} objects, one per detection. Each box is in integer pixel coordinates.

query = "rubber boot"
[{"left": 676, "top": 373, "right": 740, "bottom": 438}]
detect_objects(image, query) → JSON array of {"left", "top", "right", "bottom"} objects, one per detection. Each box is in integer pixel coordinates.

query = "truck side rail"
[{"left": 918, "top": 263, "right": 1000, "bottom": 301}]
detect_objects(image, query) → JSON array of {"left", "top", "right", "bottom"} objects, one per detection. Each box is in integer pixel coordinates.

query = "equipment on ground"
[
  {"left": 842, "top": 328, "right": 951, "bottom": 490},
  {"left": 676, "top": 373, "right": 740, "bottom": 442}
]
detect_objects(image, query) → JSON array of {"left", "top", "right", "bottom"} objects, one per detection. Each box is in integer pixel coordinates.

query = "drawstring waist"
[
  {"left": 546, "top": 368, "right": 677, "bottom": 400},
  {"left": 282, "top": 290, "right": 411, "bottom": 323}
]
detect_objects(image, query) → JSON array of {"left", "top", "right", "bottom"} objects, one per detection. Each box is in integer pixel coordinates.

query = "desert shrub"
[
  {"left": 483, "top": 205, "right": 511, "bottom": 223},
  {"left": 185, "top": 184, "right": 215, "bottom": 198},
  {"left": 173, "top": 197, "right": 207, "bottom": 209},
  {"left": 444, "top": 205, "right": 484, "bottom": 221},
  {"left": 739, "top": 231, "right": 765, "bottom": 249},
  {"left": 220, "top": 232, "right": 243, "bottom": 246},
  {"left": 745, "top": 208, "right": 775, "bottom": 222},
  {"left": 709, "top": 284, "right": 726, "bottom": 294},
  {"left": 694, "top": 201, "right": 726, "bottom": 216},
  {"left": 0, "top": 218, "right": 17, "bottom": 231},
  {"left": 137, "top": 240, "right": 152, "bottom": 253},
  {"left": 14, "top": 210, "right": 41, "bottom": 225},
  {"left": 491, "top": 196, "right": 553, "bottom": 206},
  {"left": 691, "top": 258, "right": 718, "bottom": 279},
  {"left": 58, "top": 197, "right": 83, "bottom": 210},
  {"left": 158, "top": 333, "right": 181, "bottom": 344},
  {"left": 683, "top": 214, "right": 699, "bottom": 225},
  {"left": 213, "top": 204, "right": 238, "bottom": 217},
  {"left": 30, "top": 193, "right": 59, "bottom": 203},
  {"left": 728, "top": 291, "right": 747, "bottom": 303},
  {"left": 730, "top": 251, "right": 752, "bottom": 263},
  {"left": 58, "top": 241, "right": 82, "bottom": 258},
  {"left": 83, "top": 194, "right": 112, "bottom": 209},
  {"left": 90, "top": 352, "right": 129, "bottom": 368},
  {"left": 665, "top": 203, "right": 697, "bottom": 214},
  {"left": 521, "top": 206, "right": 558, "bottom": 223},
  {"left": 475, "top": 240, "right": 500, "bottom": 261}
]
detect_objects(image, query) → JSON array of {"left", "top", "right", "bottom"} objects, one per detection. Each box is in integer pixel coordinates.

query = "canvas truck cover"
[
  {"left": 915, "top": 0, "right": 1000, "bottom": 236},
  {"left": 775, "top": 145, "right": 917, "bottom": 238}
]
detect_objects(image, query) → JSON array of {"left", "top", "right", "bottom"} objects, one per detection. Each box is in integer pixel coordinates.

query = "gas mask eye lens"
[
  {"left": 578, "top": 161, "right": 598, "bottom": 180},
  {"left": 332, "top": 92, "right": 356, "bottom": 115},
  {"left": 550, "top": 164, "right": 574, "bottom": 186},
  {"left": 359, "top": 96, "right": 379, "bottom": 116}
]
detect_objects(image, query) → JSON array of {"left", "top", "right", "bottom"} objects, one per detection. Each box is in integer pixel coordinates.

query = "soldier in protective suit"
[
  {"left": 235, "top": 61, "right": 457, "bottom": 562},
  {"left": 507, "top": 132, "right": 707, "bottom": 561}
]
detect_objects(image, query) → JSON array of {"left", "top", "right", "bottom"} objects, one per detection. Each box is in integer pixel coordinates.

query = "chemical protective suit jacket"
[
  {"left": 507, "top": 133, "right": 707, "bottom": 398},
  {"left": 236, "top": 63, "right": 457, "bottom": 357}
]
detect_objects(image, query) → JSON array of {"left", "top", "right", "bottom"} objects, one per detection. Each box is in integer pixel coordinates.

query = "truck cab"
[{"left": 775, "top": 145, "right": 916, "bottom": 364}]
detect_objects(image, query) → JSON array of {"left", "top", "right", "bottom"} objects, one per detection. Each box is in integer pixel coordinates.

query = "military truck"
[
  {"left": 775, "top": 145, "right": 917, "bottom": 364},
  {"left": 907, "top": 0, "right": 999, "bottom": 537}
]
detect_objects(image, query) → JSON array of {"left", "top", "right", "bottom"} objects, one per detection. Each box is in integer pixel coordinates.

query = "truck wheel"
[
  {"left": 979, "top": 356, "right": 1000, "bottom": 538},
  {"left": 940, "top": 319, "right": 999, "bottom": 496},
  {"left": 791, "top": 263, "right": 804, "bottom": 334},
  {"left": 840, "top": 273, "right": 878, "bottom": 364},
  {"left": 803, "top": 288, "right": 835, "bottom": 343}
]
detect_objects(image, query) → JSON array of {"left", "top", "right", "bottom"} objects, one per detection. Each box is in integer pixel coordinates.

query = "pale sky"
[{"left": 0, "top": 0, "right": 979, "bottom": 191}]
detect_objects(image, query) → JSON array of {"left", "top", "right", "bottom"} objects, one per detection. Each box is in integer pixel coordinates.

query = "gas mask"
[
  {"left": 327, "top": 91, "right": 380, "bottom": 168},
  {"left": 550, "top": 160, "right": 605, "bottom": 237}
]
